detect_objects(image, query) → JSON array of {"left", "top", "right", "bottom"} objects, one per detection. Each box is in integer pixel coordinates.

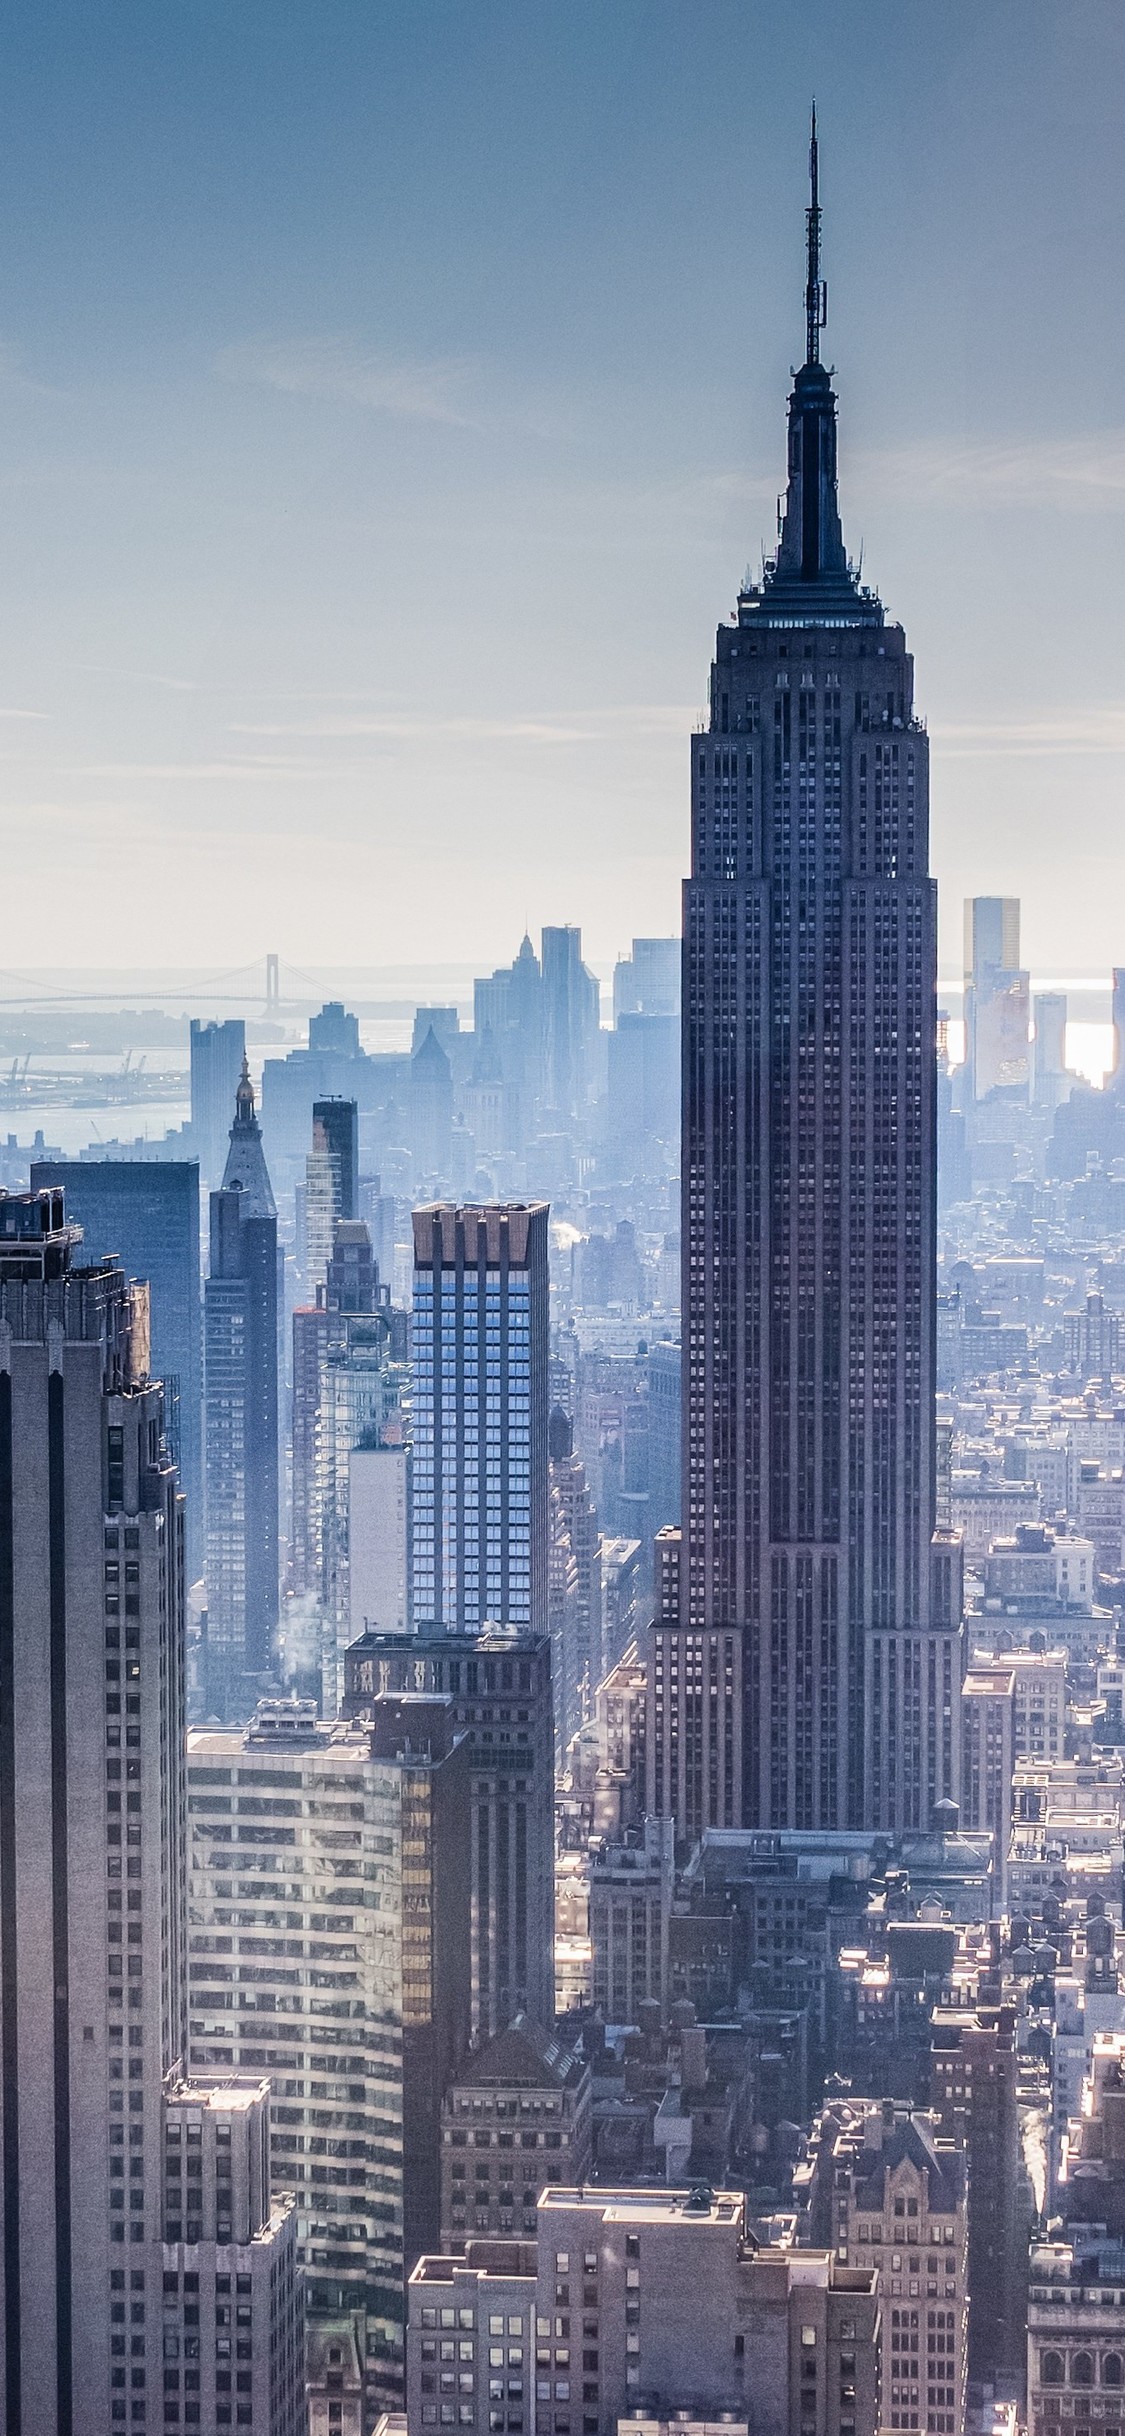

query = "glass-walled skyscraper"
[
  {"left": 410, "top": 1203, "right": 549, "bottom": 1633},
  {"left": 31, "top": 1154, "right": 203, "bottom": 1578}
]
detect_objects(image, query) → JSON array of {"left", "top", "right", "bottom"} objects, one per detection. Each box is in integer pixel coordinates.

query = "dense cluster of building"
[{"left": 8, "top": 127, "right": 1125, "bottom": 2436}]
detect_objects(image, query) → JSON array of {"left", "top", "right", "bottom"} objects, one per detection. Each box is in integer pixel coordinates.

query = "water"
[
  {"left": 1, "top": 995, "right": 1116, "bottom": 1166},
  {"left": 0, "top": 1019, "right": 421, "bottom": 1159}
]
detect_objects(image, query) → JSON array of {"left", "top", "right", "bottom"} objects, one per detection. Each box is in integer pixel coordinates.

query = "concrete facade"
[
  {"left": 440, "top": 2018, "right": 591, "bottom": 2250},
  {"left": 407, "top": 2187, "right": 879, "bottom": 2436}
]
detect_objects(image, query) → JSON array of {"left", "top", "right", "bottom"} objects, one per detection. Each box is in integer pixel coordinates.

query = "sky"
[{"left": 1, "top": 0, "right": 1124, "bottom": 980}]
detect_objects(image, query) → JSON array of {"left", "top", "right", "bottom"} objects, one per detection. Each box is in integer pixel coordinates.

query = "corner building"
[{"left": 651, "top": 132, "right": 962, "bottom": 1837}]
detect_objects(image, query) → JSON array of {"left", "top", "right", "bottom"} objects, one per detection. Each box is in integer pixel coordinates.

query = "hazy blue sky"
[{"left": 1, "top": 0, "right": 1123, "bottom": 978}]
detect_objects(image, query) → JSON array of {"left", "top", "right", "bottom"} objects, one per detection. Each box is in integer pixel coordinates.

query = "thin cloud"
[
  {"left": 218, "top": 335, "right": 476, "bottom": 426},
  {"left": 228, "top": 705, "right": 695, "bottom": 744},
  {"left": 934, "top": 706, "right": 1125, "bottom": 757},
  {"left": 860, "top": 432, "right": 1125, "bottom": 509},
  {"left": 0, "top": 340, "right": 58, "bottom": 400},
  {"left": 0, "top": 707, "right": 48, "bottom": 721},
  {"left": 70, "top": 663, "right": 207, "bottom": 694},
  {"left": 230, "top": 714, "right": 596, "bottom": 744},
  {"left": 64, "top": 757, "right": 310, "bottom": 781}
]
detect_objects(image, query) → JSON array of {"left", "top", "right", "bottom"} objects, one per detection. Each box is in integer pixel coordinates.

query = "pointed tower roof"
[
  {"left": 453, "top": 2012, "right": 585, "bottom": 2093},
  {"left": 220, "top": 1057, "right": 277, "bottom": 1217},
  {"left": 412, "top": 1022, "right": 451, "bottom": 1075},
  {"left": 744, "top": 115, "right": 881, "bottom": 628}
]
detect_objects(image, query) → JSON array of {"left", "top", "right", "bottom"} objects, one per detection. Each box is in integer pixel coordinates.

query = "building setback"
[{"left": 651, "top": 124, "right": 962, "bottom": 1838}]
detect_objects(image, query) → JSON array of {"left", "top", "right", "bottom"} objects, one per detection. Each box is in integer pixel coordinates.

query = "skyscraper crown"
[
  {"left": 741, "top": 116, "right": 881, "bottom": 628},
  {"left": 220, "top": 1059, "right": 277, "bottom": 1217}
]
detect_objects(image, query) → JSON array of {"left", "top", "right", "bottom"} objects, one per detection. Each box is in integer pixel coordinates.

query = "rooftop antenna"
[{"left": 806, "top": 105, "right": 827, "bottom": 367}]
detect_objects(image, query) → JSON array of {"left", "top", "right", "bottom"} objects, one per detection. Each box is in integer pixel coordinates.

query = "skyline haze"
[{"left": 0, "top": 2, "right": 1123, "bottom": 970}]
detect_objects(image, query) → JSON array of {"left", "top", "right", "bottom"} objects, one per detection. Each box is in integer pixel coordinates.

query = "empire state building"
[{"left": 649, "top": 126, "right": 963, "bottom": 1837}]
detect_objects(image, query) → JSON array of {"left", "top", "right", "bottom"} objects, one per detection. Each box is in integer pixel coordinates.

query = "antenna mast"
[{"left": 805, "top": 107, "right": 827, "bottom": 365}]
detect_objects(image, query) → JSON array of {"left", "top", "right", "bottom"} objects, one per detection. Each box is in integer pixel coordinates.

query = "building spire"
[
  {"left": 740, "top": 114, "right": 880, "bottom": 621},
  {"left": 220, "top": 1056, "right": 277, "bottom": 1218},
  {"left": 235, "top": 1052, "right": 254, "bottom": 1121},
  {"left": 805, "top": 105, "right": 825, "bottom": 368}
]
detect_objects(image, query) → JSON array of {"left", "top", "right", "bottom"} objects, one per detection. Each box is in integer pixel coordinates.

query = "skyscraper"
[
  {"left": 540, "top": 926, "right": 600, "bottom": 1128},
  {"left": 289, "top": 1297, "right": 330, "bottom": 1601},
  {"left": 651, "top": 125, "right": 961, "bottom": 1838},
  {"left": 190, "top": 1017, "right": 247, "bottom": 1188},
  {"left": 204, "top": 1064, "right": 280, "bottom": 1707},
  {"left": 606, "top": 1011, "right": 679, "bottom": 1174},
  {"left": 187, "top": 1691, "right": 471, "bottom": 2413},
  {"left": 0, "top": 1188, "right": 304, "bottom": 2433},
  {"left": 963, "top": 896, "right": 1030, "bottom": 1100},
  {"left": 30, "top": 1155, "right": 203, "bottom": 1579},
  {"left": 320, "top": 1226, "right": 401, "bottom": 1708},
  {"left": 303, "top": 1099, "right": 359, "bottom": 1291},
  {"left": 1111, "top": 968, "right": 1125, "bottom": 1089},
  {"left": 410, "top": 1203, "right": 549, "bottom": 1635},
  {"left": 612, "top": 935, "right": 681, "bottom": 1021},
  {"left": 473, "top": 930, "right": 546, "bottom": 1148},
  {"left": 0, "top": 1191, "right": 181, "bottom": 2424},
  {"left": 289, "top": 1218, "right": 405, "bottom": 1702},
  {"left": 344, "top": 1628, "right": 555, "bottom": 2041},
  {"left": 1032, "top": 990, "right": 1069, "bottom": 1109},
  {"left": 410, "top": 1028, "right": 454, "bottom": 1187}
]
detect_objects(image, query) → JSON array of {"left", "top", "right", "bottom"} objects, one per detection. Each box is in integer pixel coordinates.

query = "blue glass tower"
[{"left": 410, "top": 1204, "right": 549, "bottom": 1632}]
